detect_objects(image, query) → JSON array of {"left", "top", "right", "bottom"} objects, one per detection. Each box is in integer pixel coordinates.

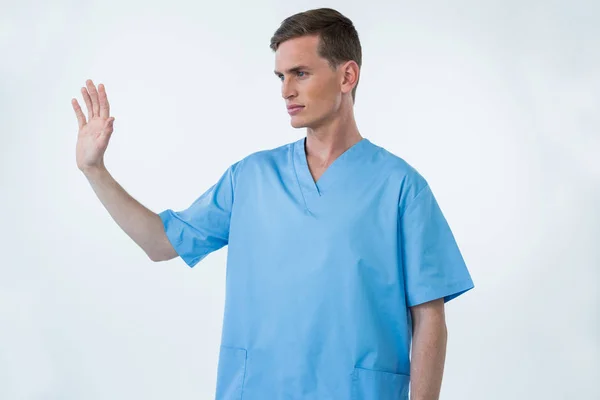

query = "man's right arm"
[{"left": 82, "top": 165, "right": 177, "bottom": 262}]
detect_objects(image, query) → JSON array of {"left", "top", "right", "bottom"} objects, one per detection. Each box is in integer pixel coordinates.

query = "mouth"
[{"left": 287, "top": 106, "right": 304, "bottom": 115}]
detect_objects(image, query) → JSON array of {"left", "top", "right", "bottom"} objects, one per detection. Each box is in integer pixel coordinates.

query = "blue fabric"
[{"left": 159, "top": 137, "right": 474, "bottom": 399}]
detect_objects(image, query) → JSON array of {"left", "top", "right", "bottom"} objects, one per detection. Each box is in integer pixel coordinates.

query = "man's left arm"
[{"left": 409, "top": 298, "right": 447, "bottom": 400}]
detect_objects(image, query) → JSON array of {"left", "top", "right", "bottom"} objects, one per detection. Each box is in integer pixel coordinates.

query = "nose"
[{"left": 281, "top": 77, "right": 297, "bottom": 100}]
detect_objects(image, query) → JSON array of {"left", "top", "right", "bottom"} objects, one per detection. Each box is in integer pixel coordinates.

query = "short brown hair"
[{"left": 270, "top": 8, "right": 362, "bottom": 103}]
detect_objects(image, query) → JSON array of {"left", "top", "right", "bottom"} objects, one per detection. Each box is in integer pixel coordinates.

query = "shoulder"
[
  {"left": 370, "top": 141, "right": 430, "bottom": 213},
  {"left": 242, "top": 140, "right": 292, "bottom": 165},
  {"left": 235, "top": 139, "right": 294, "bottom": 169},
  {"left": 227, "top": 139, "right": 296, "bottom": 184}
]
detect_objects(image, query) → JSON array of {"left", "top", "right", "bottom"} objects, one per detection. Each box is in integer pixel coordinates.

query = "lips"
[
  {"left": 288, "top": 106, "right": 304, "bottom": 115},
  {"left": 287, "top": 105, "right": 304, "bottom": 110}
]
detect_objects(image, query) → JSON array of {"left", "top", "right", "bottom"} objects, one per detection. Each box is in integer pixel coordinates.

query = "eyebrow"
[{"left": 274, "top": 65, "right": 311, "bottom": 75}]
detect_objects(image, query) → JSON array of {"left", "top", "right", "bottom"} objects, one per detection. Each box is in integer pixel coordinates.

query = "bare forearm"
[
  {"left": 82, "top": 165, "right": 174, "bottom": 261},
  {"left": 410, "top": 315, "right": 447, "bottom": 400}
]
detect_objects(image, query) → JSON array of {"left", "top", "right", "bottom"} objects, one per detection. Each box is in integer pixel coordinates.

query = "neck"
[{"left": 304, "top": 103, "right": 362, "bottom": 167}]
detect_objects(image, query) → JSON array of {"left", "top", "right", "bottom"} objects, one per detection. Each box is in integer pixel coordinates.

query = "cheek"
[{"left": 306, "top": 80, "right": 336, "bottom": 103}]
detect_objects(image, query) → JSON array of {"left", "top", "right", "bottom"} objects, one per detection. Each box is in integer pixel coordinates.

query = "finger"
[
  {"left": 103, "top": 117, "right": 115, "bottom": 137},
  {"left": 105, "top": 117, "right": 115, "bottom": 129},
  {"left": 86, "top": 79, "right": 100, "bottom": 118},
  {"left": 71, "top": 98, "right": 86, "bottom": 129},
  {"left": 98, "top": 83, "right": 111, "bottom": 119},
  {"left": 81, "top": 86, "right": 93, "bottom": 121}
]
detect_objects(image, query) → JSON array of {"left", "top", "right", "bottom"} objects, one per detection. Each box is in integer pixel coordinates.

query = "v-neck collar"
[{"left": 292, "top": 136, "right": 374, "bottom": 198}]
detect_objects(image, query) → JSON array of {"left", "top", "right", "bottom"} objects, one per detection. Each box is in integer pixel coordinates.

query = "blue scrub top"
[{"left": 159, "top": 137, "right": 474, "bottom": 400}]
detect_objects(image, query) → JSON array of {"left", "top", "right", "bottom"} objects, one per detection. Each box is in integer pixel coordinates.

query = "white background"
[{"left": 1, "top": 0, "right": 598, "bottom": 398}]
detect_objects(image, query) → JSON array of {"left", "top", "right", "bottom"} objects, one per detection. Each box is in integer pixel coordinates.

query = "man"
[{"left": 73, "top": 7, "right": 474, "bottom": 400}]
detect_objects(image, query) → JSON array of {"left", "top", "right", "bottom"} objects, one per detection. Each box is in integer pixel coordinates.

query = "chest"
[
  {"left": 229, "top": 172, "right": 400, "bottom": 265},
  {"left": 306, "top": 158, "right": 329, "bottom": 184}
]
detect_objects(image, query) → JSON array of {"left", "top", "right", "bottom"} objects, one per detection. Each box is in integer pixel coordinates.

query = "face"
[{"left": 274, "top": 35, "right": 351, "bottom": 129}]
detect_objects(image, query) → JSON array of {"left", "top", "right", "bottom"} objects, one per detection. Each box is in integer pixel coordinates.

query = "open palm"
[{"left": 72, "top": 79, "right": 115, "bottom": 172}]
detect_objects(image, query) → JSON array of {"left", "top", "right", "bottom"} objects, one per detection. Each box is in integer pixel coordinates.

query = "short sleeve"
[
  {"left": 399, "top": 184, "right": 474, "bottom": 307},
  {"left": 158, "top": 162, "right": 239, "bottom": 268}
]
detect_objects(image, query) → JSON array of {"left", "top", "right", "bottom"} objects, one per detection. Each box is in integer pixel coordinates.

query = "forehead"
[{"left": 274, "top": 35, "right": 324, "bottom": 71}]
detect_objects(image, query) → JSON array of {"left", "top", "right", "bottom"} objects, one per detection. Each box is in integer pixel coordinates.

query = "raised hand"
[{"left": 72, "top": 79, "right": 115, "bottom": 172}]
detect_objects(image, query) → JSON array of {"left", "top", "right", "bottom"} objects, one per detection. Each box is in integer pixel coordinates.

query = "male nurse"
[{"left": 73, "top": 7, "right": 474, "bottom": 400}]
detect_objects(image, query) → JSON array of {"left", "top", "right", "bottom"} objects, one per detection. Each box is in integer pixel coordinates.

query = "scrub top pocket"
[
  {"left": 215, "top": 346, "right": 247, "bottom": 400},
  {"left": 351, "top": 367, "right": 410, "bottom": 400}
]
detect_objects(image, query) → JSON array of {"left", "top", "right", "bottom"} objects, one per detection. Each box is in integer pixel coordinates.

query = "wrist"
[{"left": 82, "top": 163, "right": 107, "bottom": 179}]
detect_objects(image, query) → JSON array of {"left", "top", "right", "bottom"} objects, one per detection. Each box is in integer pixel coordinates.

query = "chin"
[{"left": 290, "top": 117, "right": 308, "bottom": 129}]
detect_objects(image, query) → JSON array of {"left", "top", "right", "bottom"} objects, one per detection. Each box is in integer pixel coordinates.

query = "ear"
[{"left": 340, "top": 60, "right": 360, "bottom": 96}]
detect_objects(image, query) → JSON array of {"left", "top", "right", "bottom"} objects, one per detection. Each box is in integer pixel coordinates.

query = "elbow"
[
  {"left": 148, "top": 245, "right": 178, "bottom": 263},
  {"left": 148, "top": 252, "right": 161, "bottom": 262},
  {"left": 147, "top": 246, "right": 168, "bottom": 262}
]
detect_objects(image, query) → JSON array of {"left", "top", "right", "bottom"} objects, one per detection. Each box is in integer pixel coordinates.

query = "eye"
[{"left": 277, "top": 71, "right": 308, "bottom": 81}]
